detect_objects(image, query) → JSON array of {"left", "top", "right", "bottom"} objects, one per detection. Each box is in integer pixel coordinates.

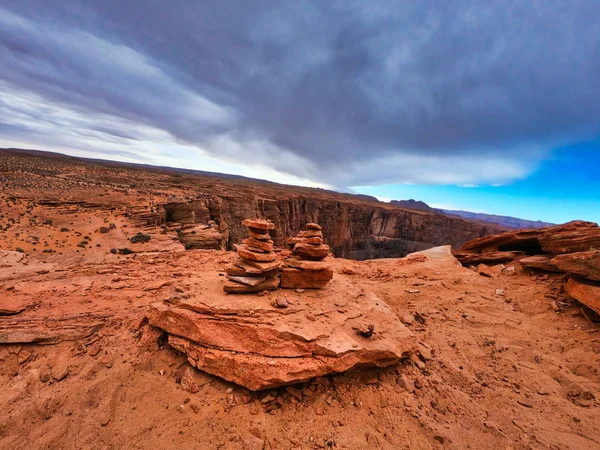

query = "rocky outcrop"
[
  {"left": 565, "top": 278, "right": 600, "bottom": 315},
  {"left": 455, "top": 221, "right": 600, "bottom": 315},
  {"left": 519, "top": 255, "right": 561, "bottom": 272},
  {"left": 177, "top": 223, "right": 224, "bottom": 250},
  {"left": 551, "top": 251, "right": 600, "bottom": 281},
  {"left": 146, "top": 292, "right": 415, "bottom": 390},
  {"left": 135, "top": 196, "right": 505, "bottom": 260}
]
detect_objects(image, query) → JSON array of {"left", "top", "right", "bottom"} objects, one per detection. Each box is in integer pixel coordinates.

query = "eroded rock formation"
[
  {"left": 146, "top": 292, "right": 415, "bottom": 390},
  {"left": 454, "top": 221, "right": 600, "bottom": 316}
]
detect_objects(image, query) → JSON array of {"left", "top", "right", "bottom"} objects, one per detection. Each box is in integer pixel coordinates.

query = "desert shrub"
[
  {"left": 60, "top": 227, "right": 69, "bottom": 232},
  {"left": 118, "top": 248, "right": 134, "bottom": 255},
  {"left": 15, "top": 247, "right": 24, "bottom": 253},
  {"left": 130, "top": 232, "right": 151, "bottom": 244}
]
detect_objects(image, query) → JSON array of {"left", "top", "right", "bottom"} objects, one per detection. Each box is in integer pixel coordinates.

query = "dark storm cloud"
[{"left": 1, "top": 1, "right": 599, "bottom": 186}]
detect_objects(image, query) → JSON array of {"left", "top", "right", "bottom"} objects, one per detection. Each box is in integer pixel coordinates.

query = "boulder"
[
  {"left": 519, "top": 255, "right": 561, "bottom": 272},
  {"left": 178, "top": 225, "right": 223, "bottom": 250},
  {"left": 565, "top": 277, "right": 600, "bottom": 315},
  {"left": 477, "top": 264, "right": 495, "bottom": 278},
  {"left": 551, "top": 251, "right": 600, "bottom": 281},
  {"left": 539, "top": 228, "right": 600, "bottom": 254},
  {"left": 280, "top": 267, "right": 334, "bottom": 289},
  {"left": 146, "top": 292, "right": 415, "bottom": 390},
  {"left": 453, "top": 250, "right": 527, "bottom": 265},
  {"left": 293, "top": 243, "right": 330, "bottom": 261},
  {"left": 306, "top": 223, "right": 322, "bottom": 230},
  {"left": 457, "top": 221, "right": 598, "bottom": 254}
]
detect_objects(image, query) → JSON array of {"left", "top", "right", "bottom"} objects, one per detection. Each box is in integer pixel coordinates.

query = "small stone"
[
  {"left": 273, "top": 297, "right": 290, "bottom": 308},
  {"left": 477, "top": 264, "right": 495, "bottom": 278},
  {"left": 401, "top": 314, "right": 414, "bottom": 325},
  {"left": 180, "top": 367, "right": 199, "bottom": 393},
  {"left": 406, "top": 289, "right": 420, "bottom": 294},
  {"left": 417, "top": 344, "right": 432, "bottom": 361},
  {"left": 495, "top": 289, "right": 505, "bottom": 296},
  {"left": 51, "top": 362, "right": 69, "bottom": 381},
  {"left": 225, "top": 387, "right": 234, "bottom": 394},
  {"left": 39, "top": 369, "right": 51, "bottom": 383},
  {"left": 18, "top": 350, "right": 33, "bottom": 365},
  {"left": 356, "top": 323, "right": 375, "bottom": 337},
  {"left": 397, "top": 375, "right": 415, "bottom": 393},
  {"left": 295, "top": 288, "right": 305, "bottom": 294}
]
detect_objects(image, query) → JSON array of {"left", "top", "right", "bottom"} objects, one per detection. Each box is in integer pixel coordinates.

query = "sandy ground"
[{"left": 1, "top": 245, "right": 599, "bottom": 450}]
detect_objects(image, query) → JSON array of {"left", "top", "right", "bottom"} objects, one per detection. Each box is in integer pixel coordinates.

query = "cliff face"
[
  {"left": 1, "top": 148, "right": 505, "bottom": 260},
  {"left": 157, "top": 195, "right": 503, "bottom": 260}
]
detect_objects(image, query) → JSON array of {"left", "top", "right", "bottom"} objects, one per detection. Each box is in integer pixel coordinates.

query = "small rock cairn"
[
  {"left": 281, "top": 223, "right": 333, "bottom": 289},
  {"left": 223, "top": 219, "right": 281, "bottom": 293}
]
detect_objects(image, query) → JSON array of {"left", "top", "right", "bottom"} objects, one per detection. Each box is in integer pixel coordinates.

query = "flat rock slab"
[
  {"left": 565, "top": 277, "right": 600, "bottom": 315},
  {"left": 519, "top": 255, "right": 561, "bottom": 273},
  {"left": 552, "top": 251, "right": 600, "bottom": 281},
  {"left": 0, "top": 299, "right": 33, "bottom": 316},
  {"left": 0, "top": 313, "right": 109, "bottom": 344},
  {"left": 146, "top": 291, "right": 415, "bottom": 390}
]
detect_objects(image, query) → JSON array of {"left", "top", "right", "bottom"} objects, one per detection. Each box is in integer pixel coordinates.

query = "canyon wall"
[{"left": 157, "top": 195, "right": 503, "bottom": 260}]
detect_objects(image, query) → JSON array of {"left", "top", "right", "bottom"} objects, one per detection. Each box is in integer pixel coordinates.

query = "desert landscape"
[{"left": 1, "top": 149, "right": 599, "bottom": 449}]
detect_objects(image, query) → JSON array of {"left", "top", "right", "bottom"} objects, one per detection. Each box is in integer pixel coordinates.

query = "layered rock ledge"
[{"left": 146, "top": 291, "right": 415, "bottom": 390}]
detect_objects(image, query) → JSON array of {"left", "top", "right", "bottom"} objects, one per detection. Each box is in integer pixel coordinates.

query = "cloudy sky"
[{"left": 1, "top": 1, "right": 599, "bottom": 223}]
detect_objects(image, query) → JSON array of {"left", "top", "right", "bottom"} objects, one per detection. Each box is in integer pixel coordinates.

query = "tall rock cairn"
[
  {"left": 281, "top": 223, "right": 333, "bottom": 289},
  {"left": 223, "top": 219, "right": 281, "bottom": 293}
]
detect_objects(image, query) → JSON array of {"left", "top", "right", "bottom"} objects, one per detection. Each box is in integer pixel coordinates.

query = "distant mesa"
[{"left": 390, "top": 199, "right": 555, "bottom": 229}]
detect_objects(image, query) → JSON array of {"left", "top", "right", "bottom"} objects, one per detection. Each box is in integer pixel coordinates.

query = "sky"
[{"left": 0, "top": 1, "right": 599, "bottom": 223}]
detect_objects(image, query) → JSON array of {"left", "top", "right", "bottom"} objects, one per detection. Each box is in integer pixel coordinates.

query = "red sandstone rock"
[
  {"left": 237, "top": 245, "right": 277, "bottom": 262},
  {"left": 242, "top": 219, "right": 274, "bottom": 231},
  {"left": 226, "top": 264, "right": 278, "bottom": 278},
  {"left": 223, "top": 276, "right": 280, "bottom": 293},
  {"left": 226, "top": 275, "right": 267, "bottom": 286},
  {"left": 458, "top": 221, "right": 598, "bottom": 254},
  {"left": 146, "top": 291, "right": 415, "bottom": 390},
  {"left": 477, "top": 264, "right": 495, "bottom": 278},
  {"left": 453, "top": 250, "right": 527, "bottom": 265},
  {"left": 539, "top": 229, "right": 600, "bottom": 254},
  {"left": 244, "top": 259, "right": 282, "bottom": 272},
  {"left": 565, "top": 277, "right": 600, "bottom": 315},
  {"left": 306, "top": 223, "right": 322, "bottom": 230},
  {"left": 280, "top": 267, "right": 333, "bottom": 289},
  {"left": 519, "top": 255, "right": 561, "bottom": 272},
  {"left": 248, "top": 230, "right": 271, "bottom": 241},
  {"left": 243, "top": 238, "right": 274, "bottom": 252},
  {"left": 551, "top": 251, "right": 600, "bottom": 281},
  {"left": 284, "top": 257, "right": 332, "bottom": 271},
  {"left": 305, "top": 230, "right": 323, "bottom": 238},
  {"left": 293, "top": 243, "right": 330, "bottom": 260}
]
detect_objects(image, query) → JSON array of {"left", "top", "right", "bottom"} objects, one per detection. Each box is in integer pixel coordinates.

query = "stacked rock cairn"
[
  {"left": 281, "top": 222, "right": 333, "bottom": 289},
  {"left": 223, "top": 219, "right": 281, "bottom": 293}
]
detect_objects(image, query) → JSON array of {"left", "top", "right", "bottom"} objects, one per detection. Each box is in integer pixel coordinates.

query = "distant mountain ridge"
[{"left": 390, "top": 199, "right": 555, "bottom": 229}]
